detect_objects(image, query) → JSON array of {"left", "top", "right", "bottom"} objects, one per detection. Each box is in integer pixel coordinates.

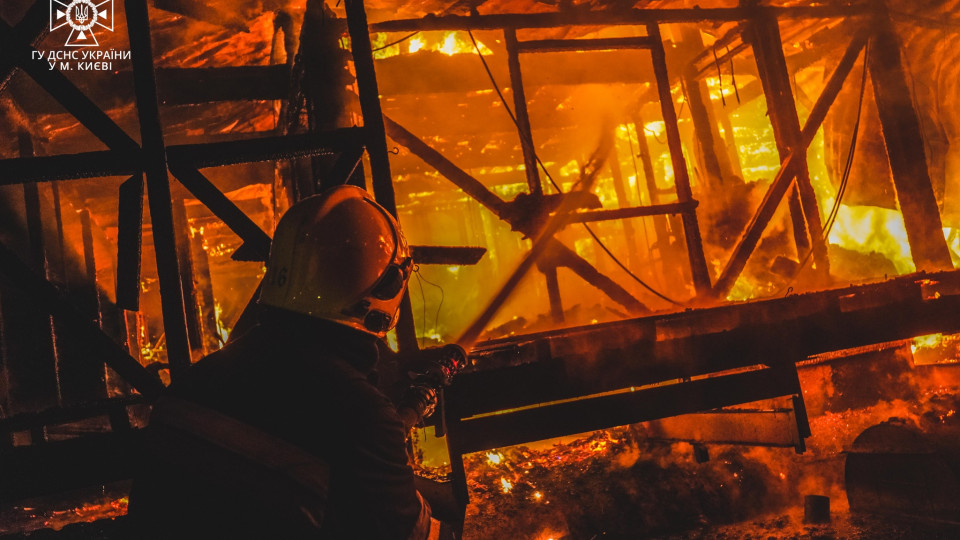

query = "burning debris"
[{"left": 461, "top": 429, "right": 789, "bottom": 539}]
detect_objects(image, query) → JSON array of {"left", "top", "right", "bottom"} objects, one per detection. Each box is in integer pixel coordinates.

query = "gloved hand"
[
  {"left": 399, "top": 384, "right": 438, "bottom": 422},
  {"left": 397, "top": 344, "right": 467, "bottom": 427}
]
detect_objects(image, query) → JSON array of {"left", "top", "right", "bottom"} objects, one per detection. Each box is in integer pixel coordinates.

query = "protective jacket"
[{"left": 128, "top": 310, "right": 428, "bottom": 539}]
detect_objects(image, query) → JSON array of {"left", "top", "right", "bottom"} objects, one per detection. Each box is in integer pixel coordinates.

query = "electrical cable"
[
  {"left": 776, "top": 42, "right": 869, "bottom": 296},
  {"left": 466, "top": 30, "right": 683, "bottom": 306},
  {"left": 414, "top": 271, "right": 427, "bottom": 347},
  {"left": 712, "top": 44, "right": 726, "bottom": 107},
  {"left": 624, "top": 122, "right": 645, "bottom": 204},
  {"left": 726, "top": 45, "right": 741, "bottom": 104},
  {"left": 415, "top": 267, "right": 446, "bottom": 339},
  {"left": 373, "top": 31, "right": 420, "bottom": 52}
]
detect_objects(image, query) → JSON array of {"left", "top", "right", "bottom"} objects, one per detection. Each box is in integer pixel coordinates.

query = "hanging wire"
[
  {"left": 625, "top": 122, "right": 645, "bottom": 203},
  {"left": 466, "top": 30, "right": 683, "bottom": 306},
  {"left": 726, "top": 45, "right": 741, "bottom": 104},
  {"left": 415, "top": 267, "right": 446, "bottom": 340},
  {"left": 712, "top": 44, "right": 726, "bottom": 106},
  {"left": 413, "top": 271, "right": 427, "bottom": 347},
  {"left": 644, "top": 126, "right": 667, "bottom": 145},
  {"left": 775, "top": 42, "right": 870, "bottom": 296},
  {"left": 372, "top": 31, "right": 420, "bottom": 52}
]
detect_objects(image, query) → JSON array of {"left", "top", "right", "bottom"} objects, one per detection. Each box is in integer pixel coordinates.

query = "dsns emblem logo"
[{"left": 50, "top": 0, "right": 113, "bottom": 47}]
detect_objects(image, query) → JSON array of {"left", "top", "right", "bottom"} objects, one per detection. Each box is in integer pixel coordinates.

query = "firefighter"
[{"left": 128, "top": 185, "right": 435, "bottom": 539}]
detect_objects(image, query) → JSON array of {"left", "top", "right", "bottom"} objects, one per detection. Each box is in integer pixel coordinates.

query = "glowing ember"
[
  {"left": 486, "top": 451, "right": 504, "bottom": 465},
  {"left": 377, "top": 31, "right": 494, "bottom": 58},
  {"left": 500, "top": 477, "right": 513, "bottom": 493},
  {"left": 910, "top": 332, "right": 960, "bottom": 365},
  {"left": 827, "top": 204, "right": 915, "bottom": 274},
  {"left": 912, "top": 333, "right": 946, "bottom": 354},
  {"left": 214, "top": 302, "right": 231, "bottom": 346}
]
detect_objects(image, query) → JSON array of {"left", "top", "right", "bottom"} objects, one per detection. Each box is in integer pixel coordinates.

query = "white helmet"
[{"left": 259, "top": 185, "right": 412, "bottom": 336}]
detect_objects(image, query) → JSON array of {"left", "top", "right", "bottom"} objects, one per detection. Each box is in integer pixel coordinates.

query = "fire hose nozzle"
[{"left": 398, "top": 344, "right": 468, "bottom": 426}]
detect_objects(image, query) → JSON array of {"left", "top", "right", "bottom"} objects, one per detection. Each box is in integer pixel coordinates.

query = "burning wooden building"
[{"left": 1, "top": 0, "right": 960, "bottom": 537}]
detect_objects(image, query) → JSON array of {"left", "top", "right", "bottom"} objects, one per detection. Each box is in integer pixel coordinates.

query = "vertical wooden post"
[
  {"left": 710, "top": 29, "right": 868, "bottom": 299},
  {"left": 344, "top": 0, "right": 420, "bottom": 353},
  {"left": 632, "top": 116, "right": 677, "bottom": 290},
  {"left": 745, "top": 9, "right": 829, "bottom": 279},
  {"left": 171, "top": 192, "right": 203, "bottom": 359},
  {"left": 64, "top": 209, "right": 108, "bottom": 404},
  {"left": 542, "top": 264, "right": 564, "bottom": 323},
  {"left": 78, "top": 210, "right": 102, "bottom": 328},
  {"left": 717, "top": 110, "right": 744, "bottom": 179},
  {"left": 126, "top": 0, "right": 193, "bottom": 380},
  {"left": 678, "top": 27, "right": 729, "bottom": 191},
  {"left": 5, "top": 131, "right": 59, "bottom": 415},
  {"left": 50, "top": 181, "right": 67, "bottom": 282},
  {"left": 648, "top": 23, "right": 712, "bottom": 296},
  {"left": 188, "top": 226, "right": 221, "bottom": 355},
  {"left": 504, "top": 28, "right": 543, "bottom": 197},
  {"left": 344, "top": 0, "right": 396, "bottom": 215},
  {"left": 608, "top": 143, "right": 644, "bottom": 270},
  {"left": 868, "top": 9, "right": 953, "bottom": 271},
  {"left": 115, "top": 175, "right": 144, "bottom": 312}
]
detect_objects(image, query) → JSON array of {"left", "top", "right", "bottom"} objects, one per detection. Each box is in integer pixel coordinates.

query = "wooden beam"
[
  {"left": 632, "top": 115, "right": 675, "bottom": 273},
  {"left": 115, "top": 176, "right": 144, "bottom": 312},
  {"left": 168, "top": 166, "right": 272, "bottom": 262},
  {"left": 165, "top": 129, "right": 362, "bottom": 169},
  {"left": 155, "top": 66, "right": 290, "bottom": 104},
  {"left": 504, "top": 28, "right": 542, "bottom": 197},
  {"left": 567, "top": 201, "right": 696, "bottom": 223},
  {"left": 384, "top": 116, "right": 511, "bottom": 218},
  {"left": 126, "top": 0, "right": 192, "bottom": 380},
  {"left": 516, "top": 36, "right": 654, "bottom": 53},
  {"left": 679, "top": 27, "right": 728, "bottom": 191},
  {"left": 370, "top": 5, "right": 868, "bottom": 33},
  {"left": 745, "top": 10, "right": 829, "bottom": 279},
  {"left": 607, "top": 144, "right": 643, "bottom": 270},
  {"left": 711, "top": 31, "right": 868, "bottom": 298},
  {"left": 0, "top": 151, "right": 140, "bottom": 184},
  {"left": 648, "top": 23, "right": 712, "bottom": 295},
  {"left": 450, "top": 269, "right": 960, "bottom": 422},
  {"left": 345, "top": 0, "right": 421, "bottom": 355},
  {"left": 452, "top": 367, "right": 797, "bottom": 453},
  {"left": 410, "top": 246, "right": 486, "bottom": 265},
  {"left": 868, "top": 11, "right": 953, "bottom": 271},
  {"left": 542, "top": 264, "right": 564, "bottom": 324},
  {"left": 344, "top": 0, "right": 396, "bottom": 215}
]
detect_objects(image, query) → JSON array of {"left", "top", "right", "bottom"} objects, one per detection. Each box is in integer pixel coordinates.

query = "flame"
[
  {"left": 486, "top": 451, "right": 504, "bottom": 465},
  {"left": 827, "top": 203, "right": 915, "bottom": 274},
  {"left": 912, "top": 333, "right": 945, "bottom": 354},
  {"left": 371, "top": 31, "right": 493, "bottom": 59},
  {"left": 408, "top": 37, "right": 425, "bottom": 54},
  {"left": 500, "top": 477, "right": 513, "bottom": 493},
  {"left": 910, "top": 332, "right": 960, "bottom": 365},
  {"left": 214, "top": 302, "right": 231, "bottom": 346}
]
